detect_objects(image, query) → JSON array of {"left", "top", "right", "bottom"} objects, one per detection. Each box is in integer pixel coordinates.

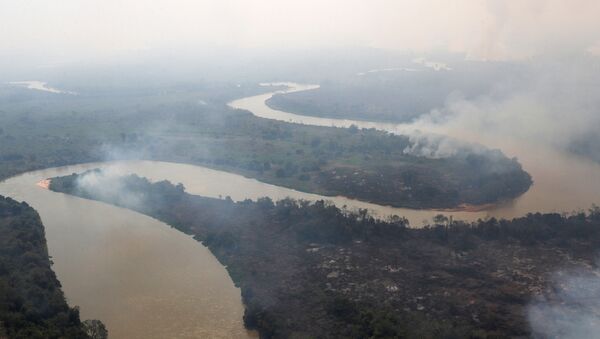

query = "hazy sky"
[{"left": 1, "top": 0, "right": 599, "bottom": 61}]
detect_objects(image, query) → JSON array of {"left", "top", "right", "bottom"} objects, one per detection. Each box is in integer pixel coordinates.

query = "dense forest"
[
  {"left": 0, "top": 196, "right": 103, "bottom": 338},
  {"left": 0, "top": 83, "right": 531, "bottom": 209},
  {"left": 50, "top": 171, "right": 600, "bottom": 338}
]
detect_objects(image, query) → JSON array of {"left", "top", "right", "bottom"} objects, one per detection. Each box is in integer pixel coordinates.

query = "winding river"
[
  {"left": 230, "top": 83, "right": 600, "bottom": 222},
  {"left": 0, "top": 163, "right": 254, "bottom": 339},
  {"left": 1, "top": 83, "right": 600, "bottom": 338}
]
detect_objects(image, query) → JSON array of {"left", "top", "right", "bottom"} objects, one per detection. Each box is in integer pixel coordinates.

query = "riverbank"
[
  {"left": 439, "top": 203, "right": 498, "bottom": 212},
  {"left": 36, "top": 179, "right": 51, "bottom": 189},
  {"left": 0, "top": 196, "right": 92, "bottom": 338}
]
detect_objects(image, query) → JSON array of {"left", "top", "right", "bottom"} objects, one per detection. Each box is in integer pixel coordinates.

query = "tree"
[
  {"left": 433, "top": 214, "right": 449, "bottom": 226},
  {"left": 387, "top": 214, "right": 409, "bottom": 228},
  {"left": 82, "top": 320, "right": 108, "bottom": 339}
]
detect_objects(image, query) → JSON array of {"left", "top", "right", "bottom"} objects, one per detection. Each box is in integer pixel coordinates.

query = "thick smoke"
[
  {"left": 402, "top": 131, "right": 487, "bottom": 159},
  {"left": 76, "top": 167, "right": 147, "bottom": 210},
  {"left": 528, "top": 259, "right": 600, "bottom": 338},
  {"left": 408, "top": 57, "right": 600, "bottom": 163}
]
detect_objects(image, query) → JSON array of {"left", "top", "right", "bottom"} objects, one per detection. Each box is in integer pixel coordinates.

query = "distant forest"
[{"left": 267, "top": 61, "right": 527, "bottom": 124}]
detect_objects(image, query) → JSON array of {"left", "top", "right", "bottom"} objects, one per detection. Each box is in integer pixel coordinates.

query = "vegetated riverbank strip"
[
  {"left": 0, "top": 196, "right": 97, "bottom": 338},
  {"left": 28, "top": 159, "right": 526, "bottom": 228},
  {"left": 50, "top": 171, "right": 600, "bottom": 338}
]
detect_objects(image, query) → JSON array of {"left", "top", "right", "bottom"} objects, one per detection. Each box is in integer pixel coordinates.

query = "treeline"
[
  {"left": 0, "top": 196, "right": 101, "bottom": 338},
  {"left": 50, "top": 171, "right": 597, "bottom": 248},
  {"left": 50, "top": 172, "right": 600, "bottom": 338},
  {"left": 420, "top": 207, "right": 600, "bottom": 247},
  {"left": 49, "top": 171, "right": 409, "bottom": 244}
]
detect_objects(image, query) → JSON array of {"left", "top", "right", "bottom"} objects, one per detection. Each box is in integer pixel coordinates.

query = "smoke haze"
[
  {"left": 2, "top": 0, "right": 600, "bottom": 66},
  {"left": 405, "top": 57, "right": 600, "bottom": 162},
  {"left": 528, "top": 258, "right": 600, "bottom": 338}
]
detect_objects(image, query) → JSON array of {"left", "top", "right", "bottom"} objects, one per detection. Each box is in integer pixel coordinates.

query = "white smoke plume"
[
  {"left": 75, "top": 167, "right": 147, "bottom": 210},
  {"left": 408, "top": 57, "right": 600, "bottom": 162},
  {"left": 528, "top": 259, "right": 600, "bottom": 338},
  {"left": 402, "top": 130, "right": 488, "bottom": 159}
]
